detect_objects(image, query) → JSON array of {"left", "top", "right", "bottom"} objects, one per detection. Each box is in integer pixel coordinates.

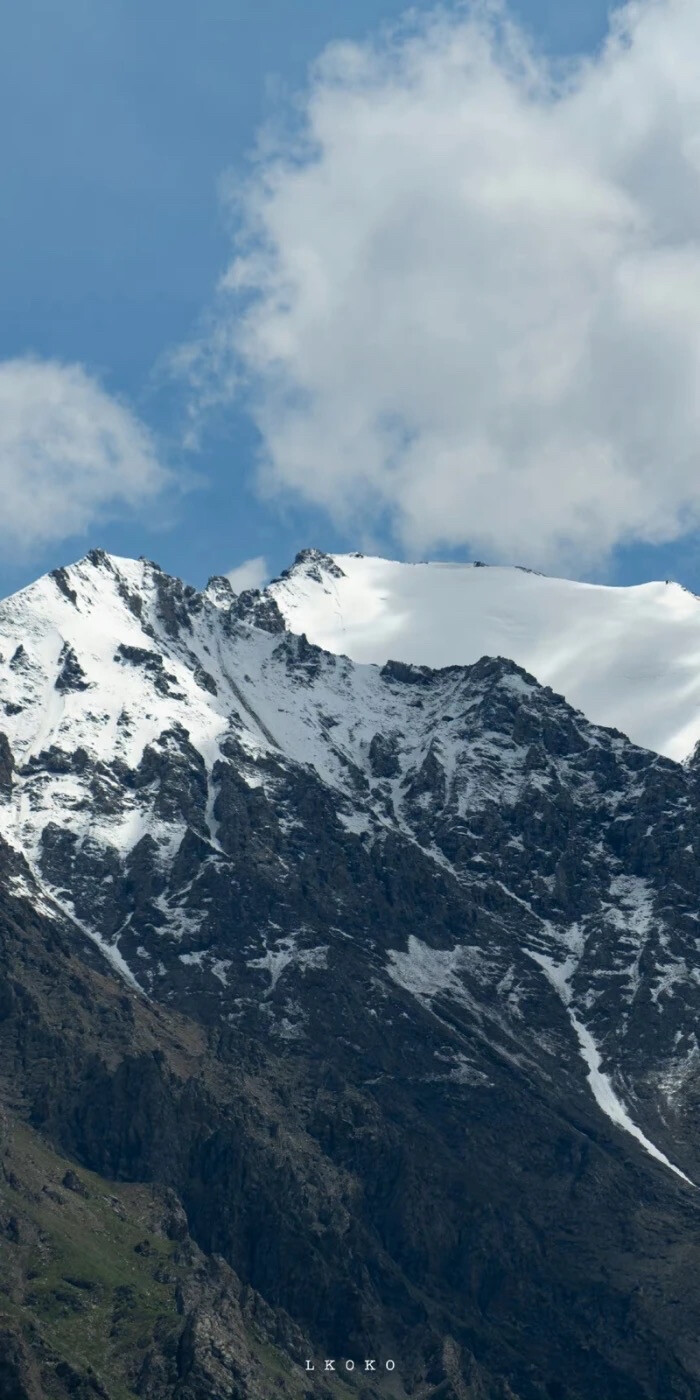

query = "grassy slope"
[
  {"left": 1, "top": 1114, "right": 185, "bottom": 1397},
  {"left": 0, "top": 1113, "right": 322, "bottom": 1400}
]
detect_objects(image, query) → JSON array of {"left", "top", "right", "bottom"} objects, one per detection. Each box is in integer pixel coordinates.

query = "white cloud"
[
  {"left": 0, "top": 357, "right": 170, "bottom": 551},
  {"left": 225, "top": 554, "right": 268, "bottom": 592},
  {"left": 185, "top": 0, "right": 700, "bottom": 571}
]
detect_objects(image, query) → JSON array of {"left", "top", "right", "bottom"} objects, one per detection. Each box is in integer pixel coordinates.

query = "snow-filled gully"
[{"left": 528, "top": 951, "right": 694, "bottom": 1187}]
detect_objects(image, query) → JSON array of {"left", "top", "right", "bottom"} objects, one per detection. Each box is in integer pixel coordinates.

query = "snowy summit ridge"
[{"left": 268, "top": 549, "right": 700, "bottom": 761}]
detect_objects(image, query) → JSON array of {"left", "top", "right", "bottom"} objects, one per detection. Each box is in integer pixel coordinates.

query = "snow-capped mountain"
[
  {"left": 268, "top": 550, "right": 700, "bottom": 760},
  {"left": 3, "top": 546, "right": 700, "bottom": 1399}
]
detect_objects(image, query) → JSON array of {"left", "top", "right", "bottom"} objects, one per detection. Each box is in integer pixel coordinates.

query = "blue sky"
[{"left": 3, "top": 0, "right": 700, "bottom": 597}]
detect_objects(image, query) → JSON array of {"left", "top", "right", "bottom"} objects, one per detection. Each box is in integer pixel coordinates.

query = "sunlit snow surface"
[{"left": 270, "top": 554, "right": 700, "bottom": 759}]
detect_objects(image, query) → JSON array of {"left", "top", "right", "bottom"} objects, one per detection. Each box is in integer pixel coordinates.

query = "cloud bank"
[
  {"left": 0, "top": 357, "right": 169, "bottom": 552},
  {"left": 187, "top": 0, "right": 700, "bottom": 571}
]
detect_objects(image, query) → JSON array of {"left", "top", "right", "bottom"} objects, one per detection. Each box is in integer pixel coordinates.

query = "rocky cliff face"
[{"left": 2, "top": 548, "right": 700, "bottom": 1399}]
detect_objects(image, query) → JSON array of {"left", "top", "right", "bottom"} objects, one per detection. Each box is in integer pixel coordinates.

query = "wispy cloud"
[
  {"left": 225, "top": 554, "right": 268, "bottom": 592},
  {"left": 0, "top": 357, "right": 171, "bottom": 552},
  {"left": 181, "top": 0, "right": 700, "bottom": 571}
]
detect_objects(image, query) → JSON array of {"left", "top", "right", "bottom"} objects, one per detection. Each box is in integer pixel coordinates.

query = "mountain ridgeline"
[{"left": 1, "top": 547, "right": 700, "bottom": 1399}]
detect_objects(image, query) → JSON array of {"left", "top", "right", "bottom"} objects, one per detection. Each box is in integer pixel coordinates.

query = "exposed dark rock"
[
  {"left": 0, "top": 1326, "right": 43, "bottom": 1400},
  {"left": 86, "top": 549, "right": 113, "bottom": 571},
  {"left": 115, "top": 644, "right": 163, "bottom": 669},
  {"left": 22, "top": 746, "right": 89, "bottom": 777},
  {"left": 51, "top": 568, "right": 78, "bottom": 607},
  {"left": 55, "top": 644, "right": 89, "bottom": 693},
  {"left": 380, "top": 658, "right": 440, "bottom": 687},
  {"left": 0, "top": 733, "right": 13, "bottom": 796},
  {"left": 193, "top": 664, "right": 217, "bottom": 696},
  {"left": 272, "top": 631, "right": 326, "bottom": 679},
  {"left": 61, "top": 1169, "right": 88, "bottom": 1196},
  {"left": 115, "top": 644, "right": 182, "bottom": 698},
  {"left": 152, "top": 569, "right": 194, "bottom": 639},
  {"left": 116, "top": 580, "right": 145, "bottom": 621},
  {"left": 229, "top": 590, "right": 286, "bottom": 634},
  {"left": 206, "top": 574, "right": 233, "bottom": 597},
  {"left": 368, "top": 732, "right": 401, "bottom": 779}
]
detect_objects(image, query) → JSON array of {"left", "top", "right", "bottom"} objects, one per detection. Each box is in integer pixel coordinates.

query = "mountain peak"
[
  {"left": 279, "top": 546, "right": 348, "bottom": 584},
  {"left": 267, "top": 551, "right": 700, "bottom": 759},
  {"left": 5, "top": 545, "right": 700, "bottom": 1395}
]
